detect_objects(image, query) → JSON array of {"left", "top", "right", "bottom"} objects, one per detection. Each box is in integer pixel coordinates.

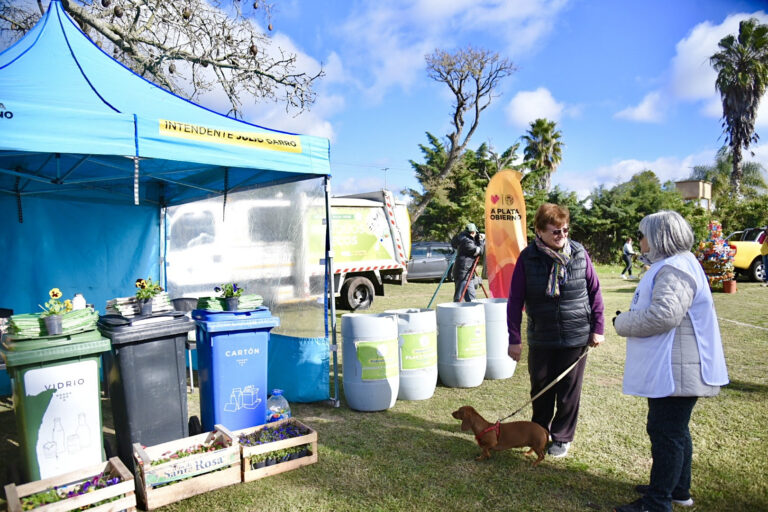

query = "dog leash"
[{"left": 498, "top": 346, "right": 592, "bottom": 423}]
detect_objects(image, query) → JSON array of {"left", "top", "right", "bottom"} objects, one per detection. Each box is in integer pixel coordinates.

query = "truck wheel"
[
  {"left": 342, "top": 277, "right": 374, "bottom": 311},
  {"left": 750, "top": 258, "right": 765, "bottom": 282}
]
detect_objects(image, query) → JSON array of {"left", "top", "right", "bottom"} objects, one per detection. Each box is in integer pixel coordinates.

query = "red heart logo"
[{"left": 491, "top": 195, "right": 499, "bottom": 204}]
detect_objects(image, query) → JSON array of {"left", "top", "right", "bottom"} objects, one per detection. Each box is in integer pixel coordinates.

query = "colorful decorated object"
[{"left": 695, "top": 221, "right": 735, "bottom": 287}]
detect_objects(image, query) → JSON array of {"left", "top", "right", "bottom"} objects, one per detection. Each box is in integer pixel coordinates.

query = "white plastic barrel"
[
  {"left": 341, "top": 313, "right": 399, "bottom": 411},
  {"left": 385, "top": 308, "right": 437, "bottom": 401},
  {"left": 436, "top": 302, "right": 486, "bottom": 388},
  {"left": 475, "top": 298, "right": 517, "bottom": 379}
]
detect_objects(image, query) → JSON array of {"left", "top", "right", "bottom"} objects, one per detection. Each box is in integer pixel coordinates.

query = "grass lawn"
[{"left": 1, "top": 264, "right": 767, "bottom": 511}]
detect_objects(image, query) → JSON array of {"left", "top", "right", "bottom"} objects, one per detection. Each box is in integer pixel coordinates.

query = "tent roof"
[{"left": 0, "top": 0, "right": 330, "bottom": 206}]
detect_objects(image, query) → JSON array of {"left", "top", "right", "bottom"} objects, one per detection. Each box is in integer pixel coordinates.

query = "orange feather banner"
[{"left": 484, "top": 169, "right": 527, "bottom": 298}]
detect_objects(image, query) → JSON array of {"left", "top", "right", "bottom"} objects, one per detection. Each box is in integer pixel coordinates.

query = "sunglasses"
[{"left": 548, "top": 227, "right": 569, "bottom": 236}]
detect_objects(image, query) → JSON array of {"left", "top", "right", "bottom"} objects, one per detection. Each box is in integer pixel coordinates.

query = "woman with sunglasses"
[
  {"left": 506, "top": 203, "right": 605, "bottom": 458},
  {"left": 612, "top": 211, "right": 728, "bottom": 512}
]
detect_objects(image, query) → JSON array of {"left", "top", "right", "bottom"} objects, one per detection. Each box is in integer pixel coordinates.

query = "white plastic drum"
[
  {"left": 341, "top": 313, "right": 399, "bottom": 411},
  {"left": 475, "top": 298, "right": 517, "bottom": 379},
  {"left": 384, "top": 308, "right": 437, "bottom": 401},
  {"left": 436, "top": 302, "right": 486, "bottom": 388}
]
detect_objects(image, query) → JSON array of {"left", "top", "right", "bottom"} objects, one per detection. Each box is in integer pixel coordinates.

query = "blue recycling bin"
[{"left": 192, "top": 308, "right": 279, "bottom": 432}]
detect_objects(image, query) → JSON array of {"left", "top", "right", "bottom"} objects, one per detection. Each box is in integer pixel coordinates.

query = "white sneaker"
[
  {"left": 621, "top": 274, "right": 627, "bottom": 280},
  {"left": 547, "top": 441, "right": 570, "bottom": 458}
]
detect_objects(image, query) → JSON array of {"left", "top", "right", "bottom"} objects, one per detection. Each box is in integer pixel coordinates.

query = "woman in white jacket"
[{"left": 612, "top": 211, "right": 729, "bottom": 512}]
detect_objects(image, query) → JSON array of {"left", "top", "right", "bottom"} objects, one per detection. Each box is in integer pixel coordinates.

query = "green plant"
[
  {"left": 39, "top": 288, "right": 72, "bottom": 317},
  {"left": 135, "top": 277, "right": 163, "bottom": 301},
  {"left": 215, "top": 283, "right": 243, "bottom": 298}
]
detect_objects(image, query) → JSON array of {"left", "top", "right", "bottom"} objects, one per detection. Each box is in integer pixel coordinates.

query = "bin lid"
[
  {"left": 97, "top": 311, "right": 194, "bottom": 345},
  {"left": 192, "top": 307, "right": 279, "bottom": 333},
  {"left": 1, "top": 330, "right": 110, "bottom": 368}
]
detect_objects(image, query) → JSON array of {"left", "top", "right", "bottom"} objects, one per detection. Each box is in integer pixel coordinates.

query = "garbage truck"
[
  {"left": 164, "top": 189, "right": 410, "bottom": 310},
  {"left": 330, "top": 190, "right": 411, "bottom": 310}
]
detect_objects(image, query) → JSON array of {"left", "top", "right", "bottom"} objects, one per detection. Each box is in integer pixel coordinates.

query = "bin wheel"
[{"left": 189, "top": 416, "right": 202, "bottom": 436}]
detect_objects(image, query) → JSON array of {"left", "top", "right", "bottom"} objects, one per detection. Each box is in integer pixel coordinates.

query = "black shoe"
[
  {"left": 634, "top": 485, "right": 694, "bottom": 507},
  {"left": 613, "top": 498, "right": 650, "bottom": 512}
]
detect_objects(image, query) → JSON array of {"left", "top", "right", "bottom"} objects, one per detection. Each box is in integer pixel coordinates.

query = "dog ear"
[{"left": 460, "top": 410, "right": 472, "bottom": 431}]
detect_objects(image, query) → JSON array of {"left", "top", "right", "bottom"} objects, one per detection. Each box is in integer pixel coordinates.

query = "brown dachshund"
[{"left": 451, "top": 405, "right": 548, "bottom": 467}]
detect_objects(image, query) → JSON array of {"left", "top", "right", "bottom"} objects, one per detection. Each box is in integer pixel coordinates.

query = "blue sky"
[
  {"left": 237, "top": 0, "right": 768, "bottom": 200},
  {"left": 7, "top": 1, "right": 767, "bottom": 200}
]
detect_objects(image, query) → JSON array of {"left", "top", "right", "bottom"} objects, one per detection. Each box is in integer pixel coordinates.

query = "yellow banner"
[
  {"left": 484, "top": 169, "right": 527, "bottom": 298},
  {"left": 159, "top": 119, "right": 302, "bottom": 153}
]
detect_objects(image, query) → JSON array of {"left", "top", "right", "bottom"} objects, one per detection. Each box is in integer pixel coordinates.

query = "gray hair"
[{"left": 638, "top": 210, "right": 694, "bottom": 261}]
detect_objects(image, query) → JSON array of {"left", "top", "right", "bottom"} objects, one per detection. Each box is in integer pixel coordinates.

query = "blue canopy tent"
[{"left": 0, "top": 0, "right": 336, "bottom": 403}]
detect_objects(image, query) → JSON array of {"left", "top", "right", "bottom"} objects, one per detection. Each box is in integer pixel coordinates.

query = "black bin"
[{"left": 97, "top": 312, "right": 194, "bottom": 470}]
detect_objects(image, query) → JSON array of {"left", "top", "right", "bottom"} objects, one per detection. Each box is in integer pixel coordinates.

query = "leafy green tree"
[
  {"left": 710, "top": 17, "right": 768, "bottom": 197},
  {"left": 521, "top": 118, "right": 563, "bottom": 193},
  {"left": 580, "top": 171, "right": 706, "bottom": 263},
  {"left": 711, "top": 194, "right": 768, "bottom": 234},
  {"left": 407, "top": 133, "right": 520, "bottom": 241}
]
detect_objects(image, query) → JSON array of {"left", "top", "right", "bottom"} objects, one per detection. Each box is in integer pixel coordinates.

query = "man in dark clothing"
[{"left": 451, "top": 222, "right": 485, "bottom": 302}]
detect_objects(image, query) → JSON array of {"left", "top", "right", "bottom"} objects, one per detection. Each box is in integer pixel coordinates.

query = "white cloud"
[
  {"left": 619, "top": 11, "right": 768, "bottom": 124},
  {"left": 505, "top": 87, "right": 566, "bottom": 128},
  {"left": 553, "top": 149, "right": 717, "bottom": 199},
  {"left": 336, "top": 0, "right": 570, "bottom": 102},
  {"left": 615, "top": 91, "right": 665, "bottom": 123}
]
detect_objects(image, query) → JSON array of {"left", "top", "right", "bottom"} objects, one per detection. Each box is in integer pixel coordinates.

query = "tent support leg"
[{"left": 324, "top": 176, "right": 340, "bottom": 407}]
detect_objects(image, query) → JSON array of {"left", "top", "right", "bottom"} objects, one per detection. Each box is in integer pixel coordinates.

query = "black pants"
[
  {"left": 621, "top": 253, "right": 633, "bottom": 275},
  {"left": 641, "top": 396, "right": 698, "bottom": 512},
  {"left": 527, "top": 346, "right": 588, "bottom": 443}
]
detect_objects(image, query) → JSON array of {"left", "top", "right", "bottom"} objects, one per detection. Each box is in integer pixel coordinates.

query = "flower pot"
[
  {"left": 265, "top": 458, "right": 276, "bottom": 466},
  {"left": 224, "top": 297, "right": 239, "bottom": 311},
  {"left": 723, "top": 280, "right": 737, "bottom": 294},
  {"left": 254, "top": 460, "right": 266, "bottom": 469},
  {"left": 139, "top": 298, "right": 153, "bottom": 315},
  {"left": 43, "top": 314, "right": 63, "bottom": 335}
]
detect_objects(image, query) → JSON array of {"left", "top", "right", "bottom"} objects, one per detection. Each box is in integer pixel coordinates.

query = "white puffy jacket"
[{"left": 614, "top": 265, "right": 720, "bottom": 397}]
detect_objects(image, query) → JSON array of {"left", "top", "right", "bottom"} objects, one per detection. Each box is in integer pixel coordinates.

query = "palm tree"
[
  {"left": 521, "top": 118, "right": 563, "bottom": 193},
  {"left": 710, "top": 17, "right": 768, "bottom": 198},
  {"left": 690, "top": 147, "right": 767, "bottom": 205}
]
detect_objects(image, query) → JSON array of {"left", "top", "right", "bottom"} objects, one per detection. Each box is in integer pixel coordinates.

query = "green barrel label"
[
  {"left": 400, "top": 331, "right": 437, "bottom": 370},
  {"left": 355, "top": 339, "right": 398, "bottom": 380},
  {"left": 456, "top": 324, "right": 486, "bottom": 359}
]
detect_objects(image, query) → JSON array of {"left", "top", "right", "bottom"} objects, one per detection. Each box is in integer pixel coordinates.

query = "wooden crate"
[
  {"left": 132, "top": 425, "right": 240, "bottom": 510},
  {"left": 234, "top": 418, "right": 318, "bottom": 483},
  {"left": 4, "top": 457, "right": 136, "bottom": 512}
]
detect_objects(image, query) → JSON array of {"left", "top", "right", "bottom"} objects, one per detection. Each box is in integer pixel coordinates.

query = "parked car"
[
  {"left": 726, "top": 227, "right": 766, "bottom": 282},
  {"left": 407, "top": 242, "right": 455, "bottom": 281}
]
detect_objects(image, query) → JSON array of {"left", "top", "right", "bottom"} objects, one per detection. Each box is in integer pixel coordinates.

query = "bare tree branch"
[
  {"left": 412, "top": 46, "right": 516, "bottom": 223},
  {"left": 0, "top": 0, "right": 323, "bottom": 116}
]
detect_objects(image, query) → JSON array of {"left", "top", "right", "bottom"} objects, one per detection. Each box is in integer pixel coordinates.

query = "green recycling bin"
[{"left": 1, "top": 330, "right": 110, "bottom": 482}]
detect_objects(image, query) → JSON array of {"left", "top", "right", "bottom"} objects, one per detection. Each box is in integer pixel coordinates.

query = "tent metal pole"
[{"left": 324, "top": 176, "right": 340, "bottom": 407}]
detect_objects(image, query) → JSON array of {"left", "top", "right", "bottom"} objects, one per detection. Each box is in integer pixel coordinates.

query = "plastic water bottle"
[
  {"left": 72, "top": 293, "right": 86, "bottom": 310},
  {"left": 266, "top": 389, "right": 291, "bottom": 423}
]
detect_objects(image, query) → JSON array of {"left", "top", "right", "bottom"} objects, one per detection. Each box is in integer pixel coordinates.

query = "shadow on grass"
[{"left": 725, "top": 379, "right": 768, "bottom": 394}]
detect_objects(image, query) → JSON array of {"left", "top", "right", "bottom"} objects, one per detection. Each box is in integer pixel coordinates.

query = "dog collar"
[{"left": 476, "top": 421, "right": 500, "bottom": 443}]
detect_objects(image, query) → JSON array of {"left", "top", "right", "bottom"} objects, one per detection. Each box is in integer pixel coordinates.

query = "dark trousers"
[
  {"left": 621, "top": 253, "right": 633, "bottom": 275},
  {"left": 642, "top": 396, "right": 697, "bottom": 512},
  {"left": 453, "top": 274, "right": 477, "bottom": 302},
  {"left": 528, "top": 346, "right": 588, "bottom": 443}
]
